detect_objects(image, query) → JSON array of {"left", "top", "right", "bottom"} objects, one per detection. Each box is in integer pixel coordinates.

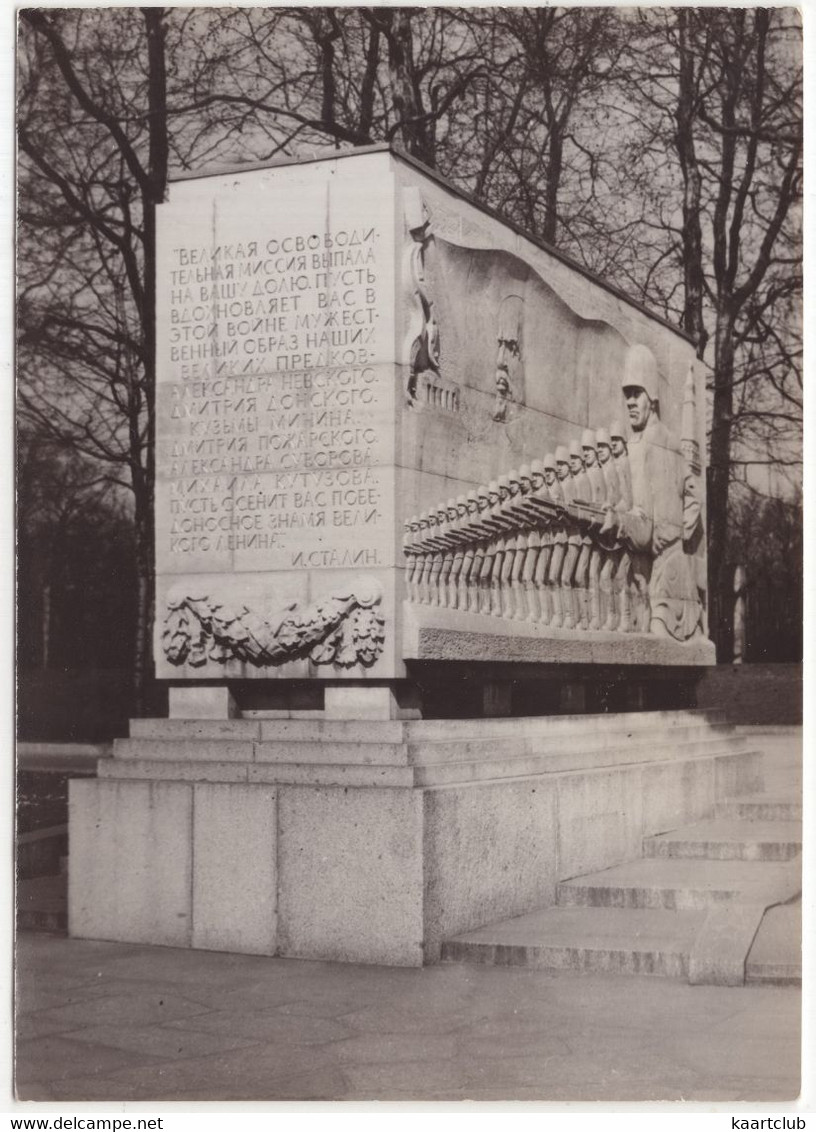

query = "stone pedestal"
[{"left": 69, "top": 709, "right": 761, "bottom": 965}]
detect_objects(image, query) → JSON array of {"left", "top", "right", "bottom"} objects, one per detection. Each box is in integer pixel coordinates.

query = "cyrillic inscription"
[{"left": 157, "top": 223, "right": 392, "bottom": 570}]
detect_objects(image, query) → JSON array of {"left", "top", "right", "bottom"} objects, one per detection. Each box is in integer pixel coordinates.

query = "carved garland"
[{"left": 162, "top": 579, "right": 385, "bottom": 669}]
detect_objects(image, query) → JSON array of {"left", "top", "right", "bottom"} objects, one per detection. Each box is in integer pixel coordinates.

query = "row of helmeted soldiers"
[{"left": 403, "top": 423, "right": 651, "bottom": 633}]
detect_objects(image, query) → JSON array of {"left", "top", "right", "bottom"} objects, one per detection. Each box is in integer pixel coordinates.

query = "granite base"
[{"left": 68, "top": 710, "right": 760, "bottom": 966}]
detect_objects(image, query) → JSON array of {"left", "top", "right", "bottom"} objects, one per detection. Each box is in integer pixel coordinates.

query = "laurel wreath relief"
[{"left": 162, "top": 578, "right": 385, "bottom": 669}]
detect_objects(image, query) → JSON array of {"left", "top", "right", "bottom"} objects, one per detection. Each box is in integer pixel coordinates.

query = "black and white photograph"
[{"left": 12, "top": 3, "right": 806, "bottom": 1111}]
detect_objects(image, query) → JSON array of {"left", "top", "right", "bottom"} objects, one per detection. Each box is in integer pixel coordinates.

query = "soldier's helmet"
[
  {"left": 568, "top": 439, "right": 583, "bottom": 460},
  {"left": 555, "top": 446, "right": 569, "bottom": 466},
  {"left": 621, "top": 343, "right": 659, "bottom": 401},
  {"left": 596, "top": 427, "right": 611, "bottom": 448},
  {"left": 581, "top": 428, "right": 596, "bottom": 450},
  {"left": 610, "top": 420, "right": 625, "bottom": 441},
  {"left": 543, "top": 452, "right": 557, "bottom": 471}
]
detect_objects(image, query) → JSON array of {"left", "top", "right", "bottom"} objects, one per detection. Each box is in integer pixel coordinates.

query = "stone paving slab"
[{"left": 13, "top": 931, "right": 801, "bottom": 1102}]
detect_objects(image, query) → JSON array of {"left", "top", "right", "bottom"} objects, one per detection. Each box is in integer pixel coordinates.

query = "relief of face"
[
  {"left": 611, "top": 437, "right": 626, "bottom": 458},
  {"left": 544, "top": 468, "right": 556, "bottom": 486},
  {"left": 557, "top": 461, "right": 570, "bottom": 481},
  {"left": 598, "top": 443, "right": 611, "bottom": 465},
  {"left": 532, "top": 471, "right": 545, "bottom": 490},
  {"left": 495, "top": 335, "right": 521, "bottom": 395},
  {"left": 583, "top": 446, "right": 597, "bottom": 467},
  {"left": 569, "top": 453, "right": 583, "bottom": 475},
  {"left": 495, "top": 296, "right": 524, "bottom": 398},
  {"left": 623, "top": 386, "right": 652, "bottom": 432}
]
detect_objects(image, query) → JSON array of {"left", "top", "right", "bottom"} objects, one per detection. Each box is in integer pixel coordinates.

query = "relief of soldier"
[{"left": 403, "top": 342, "right": 704, "bottom": 641}]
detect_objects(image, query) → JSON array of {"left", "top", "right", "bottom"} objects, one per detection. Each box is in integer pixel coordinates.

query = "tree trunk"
[
  {"left": 707, "top": 312, "right": 736, "bottom": 659},
  {"left": 381, "top": 10, "right": 434, "bottom": 167},
  {"left": 542, "top": 127, "right": 563, "bottom": 245},
  {"left": 132, "top": 486, "right": 154, "bottom": 715},
  {"left": 132, "top": 7, "right": 167, "bottom": 714},
  {"left": 675, "top": 9, "right": 708, "bottom": 355}
]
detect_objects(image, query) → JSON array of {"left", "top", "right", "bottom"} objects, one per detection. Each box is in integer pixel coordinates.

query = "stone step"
[
  {"left": 441, "top": 906, "right": 706, "bottom": 978},
  {"left": 403, "top": 707, "right": 726, "bottom": 743},
  {"left": 99, "top": 741, "right": 760, "bottom": 791},
  {"left": 412, "top": 736, "right": 751, "bottom": 787},
  {"left": 16, "top": 874, "right": 67, "bottom": 934},
  {"left": 99, "top": 757, "right": 414, "bottom": 788},
  {"left": 746, "top": 901, "right": 801, "bottom": 985},
  {"left": 130, "top": 718, "right": 263, "bottom": 740},
  {"left": 718, "top": 795, "right": 802, "bottom": 822},
  {"left": 643, "top": 819, "right": 802, "bottom": 862},
  {"left": 129, "top": 707, "right": 727, "bottom": 746},
  {"left": 114, "top": 737, "right": 256, "bottom": 762},
  {"left": 407, "top": 722, "right": 739, "bottom": 767},
  {"left": 114, "top": 725, "right": 745, "bottom": 773},
  {"left": 556, "top": 856, "right": 801, "bottom": 911}
]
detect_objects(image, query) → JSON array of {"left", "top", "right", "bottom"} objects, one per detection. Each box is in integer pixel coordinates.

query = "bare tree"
[
  {"left": 585, "top": 9, "right": 802, "bottom": 654},
  {"left": 18, "top": 6, "right": 802, "bottom": 684},
  {"left": 17, "top": 428, "right": 131, "bottom": 672},
  {"left": 670, "top": 8, "right": 801, "bottom": 649},
  {"left": 16, "top": 8, "right": 262, "bottom": 705}
]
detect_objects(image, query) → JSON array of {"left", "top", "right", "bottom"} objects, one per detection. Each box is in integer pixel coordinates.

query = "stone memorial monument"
[{"left": 70, "top": 147, "right": 761, "bottom": 968}]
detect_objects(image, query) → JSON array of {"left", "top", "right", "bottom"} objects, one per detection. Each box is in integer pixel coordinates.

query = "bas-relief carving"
[
  {"left": 162, "top": 578, "right": 385, "bottom": 669},
  {"left": 404, "top": 344, "right": 706, "bottom": 644},
  {"left": 415, "top": 188, "right": 669, "bottom": 361},
  {"left": 492, "top": 295, "right": 524, "bottom": 422},
  {"left": 410, "top": 199, "right": 689, "bottom": 444},
  {"left": 605, "top": 346, "right": 703, "bottom": 642},
  {"left": 419, "top": 239, "right": 637, "bottom": 434},
  {"left": 403, "top": 188, "right": 459, "bottom": 413}
]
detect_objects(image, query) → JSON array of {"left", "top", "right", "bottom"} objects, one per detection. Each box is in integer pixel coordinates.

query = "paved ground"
[
  {"left": 12, "top": 725, "right": 807, "bottom": 1105},
  {"left": 13, "top": 933, "right": 803, "bottom": 1103}
]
